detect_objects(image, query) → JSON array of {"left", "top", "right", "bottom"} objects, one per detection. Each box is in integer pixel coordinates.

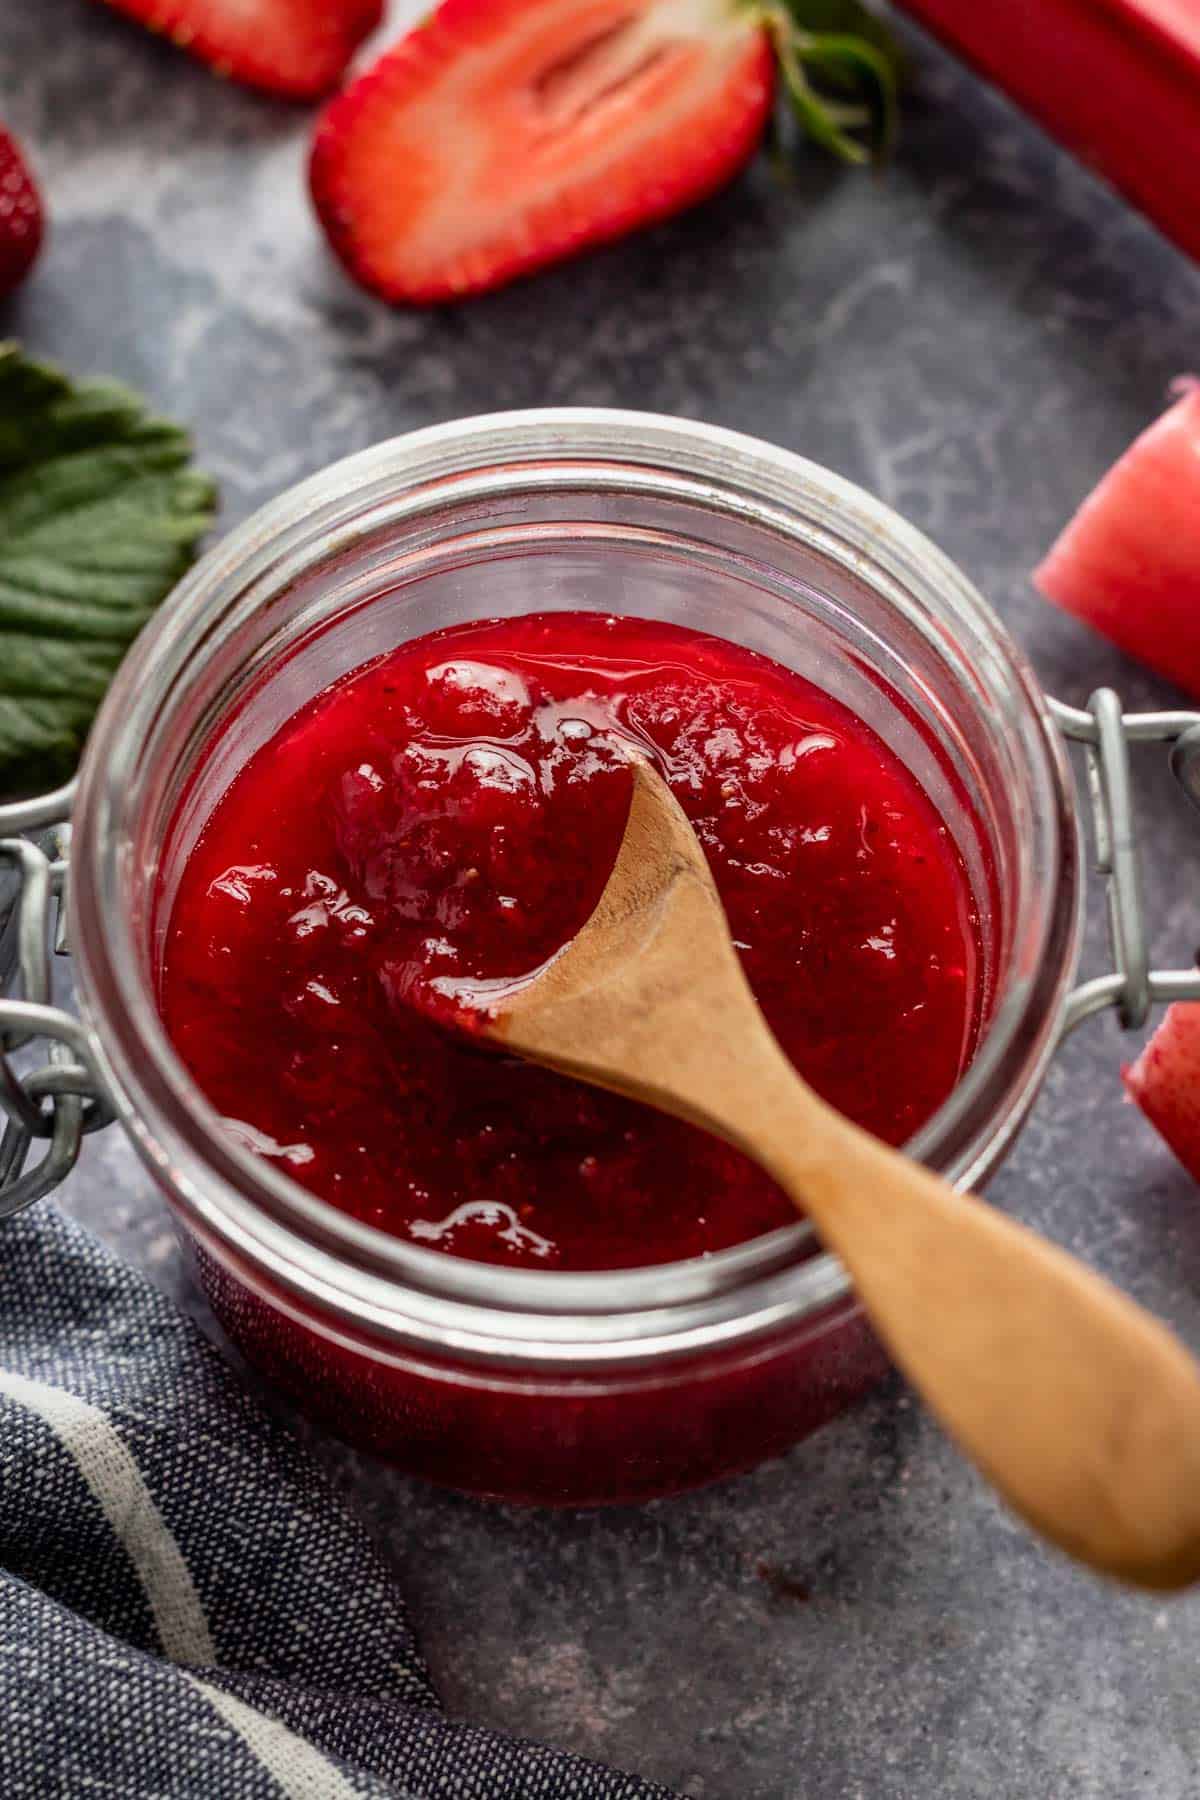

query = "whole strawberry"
[
  {"left": 0, "top": 129, "right": 44, "bottom": 298},
  {"left": 97, "top": 0, "right": 383, "bottom": 100},
  {"left": 309, "top": 0, "right": 899, "bottom": 305}
]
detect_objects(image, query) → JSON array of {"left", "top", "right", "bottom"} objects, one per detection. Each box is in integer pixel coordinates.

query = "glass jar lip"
[{"left": 70, "top": 408, "right": 1082, "bottom": 1362}]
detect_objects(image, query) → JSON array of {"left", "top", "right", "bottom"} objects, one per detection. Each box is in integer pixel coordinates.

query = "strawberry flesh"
[
  {"left": 98, "top": 0, "right": 383, "bottom": 100},
  {"left": 0, "top": 129, "right": 43, "bottom": 299},
  {"left": 310, "top": 0, "right": 774, "bottom": 303}
]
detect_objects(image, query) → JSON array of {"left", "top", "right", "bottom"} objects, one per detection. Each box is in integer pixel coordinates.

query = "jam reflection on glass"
[{"left": 160, "top": 613, "right": 984, "bottom": 1270}]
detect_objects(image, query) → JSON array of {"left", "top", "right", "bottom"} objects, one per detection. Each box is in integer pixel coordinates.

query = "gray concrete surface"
[{"left": 4, "top": 6, "right": 1200, "bottom": 1795}]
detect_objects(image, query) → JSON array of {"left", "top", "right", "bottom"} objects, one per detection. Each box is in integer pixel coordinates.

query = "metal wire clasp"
[
  {"left": 0, "top": 781, "right": 113, "bottom": 1219},
  {"left": 1052, "top": 692, "right": 1200, "bottom": 1036}
]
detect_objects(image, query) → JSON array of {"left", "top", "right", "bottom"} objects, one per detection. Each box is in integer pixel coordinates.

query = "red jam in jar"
[{"left": 161, "top": 613, "right": 983, "bottom": 1273}]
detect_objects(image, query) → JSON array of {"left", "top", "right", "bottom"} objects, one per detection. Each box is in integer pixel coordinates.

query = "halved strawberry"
[
  {"left": 97, "top": 0, "right": 384, "bottom": 100},
  {"left": 310, "top": 0, "right": 899, "bottom": 304},
  {"left": 0, "top": 128, "right": 44, "bottom": 298}
]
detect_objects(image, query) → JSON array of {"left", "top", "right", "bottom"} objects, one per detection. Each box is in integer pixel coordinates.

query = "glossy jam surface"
[{"left": 161, "top": 613, "right": 983, "bottom": 1270}]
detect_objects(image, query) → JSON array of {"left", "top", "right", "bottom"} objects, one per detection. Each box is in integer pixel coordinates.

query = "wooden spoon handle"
[
  {"left": 493, "top": 761, "right": 1200, "bottom": 1587},
  {"left": 759, "top": 1084, "right": 1200, "bottom": 1591}
]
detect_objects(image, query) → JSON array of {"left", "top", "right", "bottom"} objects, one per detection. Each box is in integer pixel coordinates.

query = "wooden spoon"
[{"left": 485, "top": 761, "right": 1200, "bottom": 1590}]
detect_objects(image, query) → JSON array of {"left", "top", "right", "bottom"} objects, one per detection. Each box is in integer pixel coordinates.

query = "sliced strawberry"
[
  {"left": 97, "top": 0, "right": 383, "bottom": 100},
  {"left": 310, "top": 0, "right": 899, "bottom": 304},
  {"left": 0, "top": 128, "right": 44, "bottom": 298}
]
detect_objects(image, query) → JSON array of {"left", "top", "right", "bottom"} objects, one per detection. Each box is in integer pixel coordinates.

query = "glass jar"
[{"left": 61, "top": 409, "right": 1089, "bottom": 1505}]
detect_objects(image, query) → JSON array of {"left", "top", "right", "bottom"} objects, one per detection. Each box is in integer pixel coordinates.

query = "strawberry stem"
[{"left": 756, "top": 1, "right": 901, "bottom": 165}]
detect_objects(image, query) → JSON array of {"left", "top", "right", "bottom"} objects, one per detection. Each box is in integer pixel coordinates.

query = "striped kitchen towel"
[{"left": 0, "top": 1203, "right": 678, "bottom": 1799}]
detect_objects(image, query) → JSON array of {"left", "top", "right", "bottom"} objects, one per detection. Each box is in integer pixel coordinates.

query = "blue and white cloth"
[{"left": 0, "top": 1205, "right": 678, "bottom": 1798}]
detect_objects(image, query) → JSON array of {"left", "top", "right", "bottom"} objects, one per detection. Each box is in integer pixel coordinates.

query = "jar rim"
[{"left": 70, "top": 409, "right": 1082, "bottom": 1367}]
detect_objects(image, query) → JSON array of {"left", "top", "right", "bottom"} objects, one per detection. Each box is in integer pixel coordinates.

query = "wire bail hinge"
[{"left": 1052, "top": 692, "right": 1200, "bottom": 1036}]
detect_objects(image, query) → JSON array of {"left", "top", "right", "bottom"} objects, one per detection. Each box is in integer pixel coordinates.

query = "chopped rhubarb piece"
[
  {"left": 1126, "top": 1005, "right": 1200, "bottom": 1181},
  {"left": 1035, "top": 381, "right": 1200, "bottom": 697},
  {"left": 896, "top": 0, "right": 1200, "bottom": 264}
]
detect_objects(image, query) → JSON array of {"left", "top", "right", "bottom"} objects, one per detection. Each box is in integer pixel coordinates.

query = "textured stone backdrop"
[{"left": 3, "top": 6, "right": 1200, "bottom": 1794}]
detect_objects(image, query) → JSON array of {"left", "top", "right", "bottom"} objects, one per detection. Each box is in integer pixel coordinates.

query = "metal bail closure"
[
  {"left": 1088, "top": 688, "right": 1150, "bottom": 1030},
  {"left": 1054, "top": 691, "right": 1200, "bottom": 1036},
  {"left": 0, "top": 827, "right": 113, "bottom": 1221}
]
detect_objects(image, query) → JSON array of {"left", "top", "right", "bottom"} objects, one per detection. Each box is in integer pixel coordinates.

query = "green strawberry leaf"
[
  {"left": 760, "top": 0, "right": 904, "bottom": 165},
  {"left": 0, "top": 344, "right": 217, "bottom": 802}
]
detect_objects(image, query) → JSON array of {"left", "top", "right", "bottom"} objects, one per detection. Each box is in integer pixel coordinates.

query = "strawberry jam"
[{"left": 161, "top": 614, "right": 984, "bottom": 1270}]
